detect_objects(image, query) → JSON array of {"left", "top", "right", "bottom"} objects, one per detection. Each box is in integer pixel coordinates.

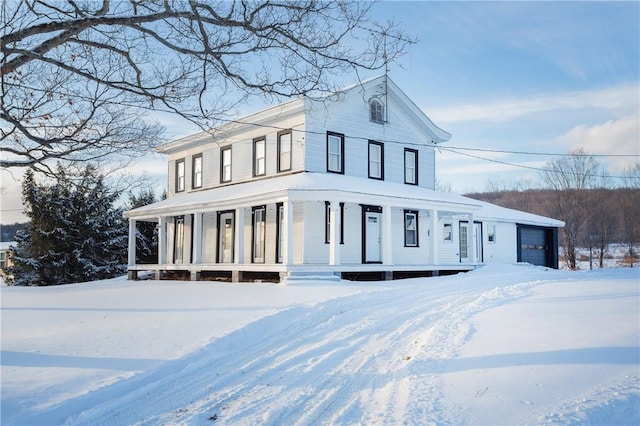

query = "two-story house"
[{"left": 124, "top": 76, "right": 563, "bottom": 282}]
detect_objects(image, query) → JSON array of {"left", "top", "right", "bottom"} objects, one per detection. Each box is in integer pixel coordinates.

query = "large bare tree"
[
  {"left": 1, "top": 0, "right": 407, "bottom": 172},
  {"left": 540, "top": 148, "right": 601, "bottom": 270}
]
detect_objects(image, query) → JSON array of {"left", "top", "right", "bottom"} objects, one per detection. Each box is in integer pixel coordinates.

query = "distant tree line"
[
  {"left": 0, "top": 223, "right": 27, "bottom": 242},
  {"left": 466, "top": 152, "right": 640, "bottom": 270}
]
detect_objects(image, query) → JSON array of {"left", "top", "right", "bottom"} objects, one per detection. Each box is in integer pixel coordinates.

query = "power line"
[{"left": 440, "top": 147, "right": 635, "bottom": 180}]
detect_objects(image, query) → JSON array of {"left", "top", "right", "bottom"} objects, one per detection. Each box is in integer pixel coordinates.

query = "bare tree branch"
[{"left": 2, "top": 0, "right": 409, "bottom": 171}]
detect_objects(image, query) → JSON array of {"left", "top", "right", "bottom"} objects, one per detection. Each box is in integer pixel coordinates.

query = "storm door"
[{"left": 364, "top": 211, "right": 382, "bottom": 263}]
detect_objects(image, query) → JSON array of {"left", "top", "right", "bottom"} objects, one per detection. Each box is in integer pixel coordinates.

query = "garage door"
[{"left": 519, "top": 227, "right": 548, "bottom": 266}]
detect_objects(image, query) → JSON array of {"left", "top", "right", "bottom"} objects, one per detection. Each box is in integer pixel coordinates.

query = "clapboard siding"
[{"left": 482, "top": 222, "right": 517, "bottom": 263}]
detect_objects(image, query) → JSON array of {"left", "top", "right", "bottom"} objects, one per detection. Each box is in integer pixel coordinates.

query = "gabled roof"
[
  {"left": 157, "top": 75, "right": 450, "bottom": 154},
  {"left": 336, "top": 75, "right": 451, "bottom": 143}
]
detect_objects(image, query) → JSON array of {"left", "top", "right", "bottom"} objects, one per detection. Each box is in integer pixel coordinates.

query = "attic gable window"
[{"left": 369, "top": 99, "right": 385, "bottom": 124}]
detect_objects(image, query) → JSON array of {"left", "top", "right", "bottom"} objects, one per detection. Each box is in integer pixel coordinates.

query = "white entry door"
[
  {"left": 365, "top": 212, "right": 382, "bottom": 263},
  {"left": 459, "top": 221, "right": 469, "bottom": 263}
]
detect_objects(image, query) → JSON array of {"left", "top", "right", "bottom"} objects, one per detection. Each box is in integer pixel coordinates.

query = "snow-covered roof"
[
  {"left": 474, "top": 199, "right": 564, "bottom": 228},
  {"left": 125, "top": 173, "right": 563, "bottom": 228}
]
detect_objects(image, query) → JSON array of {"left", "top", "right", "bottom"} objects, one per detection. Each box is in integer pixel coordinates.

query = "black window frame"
[
  {"left": 368, "top": 140, "right": 384, "bottom": 180},
  {"left": 277, "top": 130, "right": 292, "bottom": 172},
  {"left": 220, "top": 146, "right": 232, "bottom": 183},
  {"left": 326, "top": 131, "right": 345, "bottom": 174},
  {"left": 404, "top": 148, "right": 419, "bottom": 185},
  {"left": 253, "top": 136, "right": 266, "bottom": 177},
  {"left": 324, "top": 201, "right": 344, "bottom": 244},
  {"left": 175, "top": 158, "right": 185, "bottom": 192},
  {"left": 192, "top": 154, "right": 203, "bottom": 189},
  {"left": 404, "top": 210, "right": 419, "bottom": 247}
]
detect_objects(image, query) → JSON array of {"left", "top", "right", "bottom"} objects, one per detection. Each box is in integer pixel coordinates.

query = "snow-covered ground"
[{"left": 1, "top": 263, "right": 638, "bottom": 425}]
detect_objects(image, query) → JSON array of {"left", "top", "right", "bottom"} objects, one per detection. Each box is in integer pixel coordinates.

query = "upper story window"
[
  {"left": 404, "top": 148, "right": 418, "bottom": 185},
  {"left": 370, "top": 99, "right": 385, "bottom": 124},
  {"left": 278, "top": 130, "right": 292, "bottom": 172},
  {"left": 327, "top": 131, "right": 344, "bottom": 174},
  {"left": 404, "top": 210, "right": 419, "bottom": 247},
  {"left": 192, "top": 154, "right": 202, "bottom": 189},
  {"left": 221, "top": 146, "right": 232, "bottom": 183},
  {"left": 175, "top": 159, "right": 185, "bottom": 192},
  {"left": 368, "top": 140, "right": 384, "bottom": 180},
  {"left": 253, "top": 137, "right": 266, "bottom": 177}
]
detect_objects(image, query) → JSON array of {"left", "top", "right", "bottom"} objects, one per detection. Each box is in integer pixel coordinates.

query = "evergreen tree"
[
  {"left": 128, "top": 189, "right": 161, "bottom": 264},
  {"left": 9, "top": 165, "right": 128, "bottom": 286}
]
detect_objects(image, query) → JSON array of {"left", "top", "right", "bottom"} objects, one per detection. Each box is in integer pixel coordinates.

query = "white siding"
[
  {"left": 304, "top": 90, "right": 437, "bottom": 189},
  {"left": 391, "top": 208, "right": 431, "bottom": 265},
  {"left": 201, "top": 212, "right": 217, "bottom": 263},
  {"left": 481, "top": 221, "right": 517, "bottom": 263},
  {"left": 437, "top": 218, "right": 460, "bottom": 264}
]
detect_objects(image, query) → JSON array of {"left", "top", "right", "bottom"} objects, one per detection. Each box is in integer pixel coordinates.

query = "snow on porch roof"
[{"left": 124, "top": 172, "right": 563, "bottom": 228}]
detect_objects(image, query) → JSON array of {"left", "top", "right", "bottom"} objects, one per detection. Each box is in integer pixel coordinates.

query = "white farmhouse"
[{"left": 125, "top": 76, "right": 564, "bottom": 282}]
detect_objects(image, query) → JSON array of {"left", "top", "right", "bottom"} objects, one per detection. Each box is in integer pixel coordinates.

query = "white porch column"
[
  {"left": 430, "top": 209, "right": 439, "bottom": 265},
  {"left": 158, "top": 216, "right": 167, "bottom": 265},
  {"left": 382, "top": 204, "right": 393, "bottom": 265},
  {"left": 329, "top": 200, "right": 341, "bottom": 265},
  {"left": 128, "top": 219, "right": 137, "bottom": 266},
  {"left": 193, "top": 213, "right": 203, "bottom": 264},
  {"left": 235, "top": 207, "right": 245, "bottom": 264},
  {"left": 283, "top": 200, "right": 293, "bottom": 266}
]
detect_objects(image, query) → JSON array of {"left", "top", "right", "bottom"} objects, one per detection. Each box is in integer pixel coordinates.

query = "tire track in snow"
[{"left": 65, "top": 276, "right": 545, "bottom": 426}]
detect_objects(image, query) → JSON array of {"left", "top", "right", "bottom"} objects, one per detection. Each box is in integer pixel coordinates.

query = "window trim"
[
  {"left": 488, "top": 223, "right": 497, "bottom": 244},
  {"left": 324, "top": 201, "right": 344, "bottom": 244},
  {"left": 368, "top": 140, "right": 384, "bottom": 180},
  {"left": 326, "top": 131, "right": 345, "bottom": 174},
  {"left": 443, "top": 222, "right": 453, "bottom": 243},
  {"left": 404, "top": 148, "right": 419, "bottom": 185},
  {"left": 404, "top": 210, "right": 419, "bottom": 247},
  {"left": 277, "top": 130, "right": 292, "bottom": 173},
  {"left": 253, "top": 136, "right": 266, "bottom": 177},
  {"left": 192, "top": 154, "right": 202, "bottom": 189},
  {"left": 175, "top": 158, "right": 185, "bottom": 192},
  {"left": 369, "top": 99, "right": 385, "bottom": 124},
  {"left": 220, "top": 146, "right": 232, "bottom": 183}
]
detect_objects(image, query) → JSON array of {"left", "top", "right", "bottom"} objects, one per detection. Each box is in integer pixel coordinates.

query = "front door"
[
  {"left": 459, "top": 221, "right": 469, "bottom": 263},
  {"left": 365, "top": 212, "right": 382, "bottom": 263},
  {"left": 218, "top": 211, "right": 235, "bottom": 263}
]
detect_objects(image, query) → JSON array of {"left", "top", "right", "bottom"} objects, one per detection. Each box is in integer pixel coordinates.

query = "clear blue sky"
[
  {"left": 1, "top": 1, "right": 638, "bottom": 223},
  {"left": 365, "top": 1, "right": 639, "bottom": 192}
]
